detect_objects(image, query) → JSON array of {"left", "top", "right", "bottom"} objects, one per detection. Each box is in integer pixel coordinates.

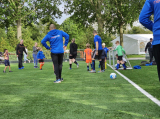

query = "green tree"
[
  {"left": 104, "top": 0, "right": 146, "bottom": 46},
  {"left": 125, "top": 26, "right": 153, "bottom": 34},
  {"left": 0, "top": 0, "right": 63, "bottom": 40}
]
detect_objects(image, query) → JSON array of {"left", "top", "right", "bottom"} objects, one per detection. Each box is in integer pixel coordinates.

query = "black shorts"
[
  {"left": 69, "top": 54, "right": 77, "bottom": 59},
  {"left": 92, "top": 50, "right": 103, "bottom": 60},
  {"left": 118, "top": 56, "right": 123, "bottom": 61},
  {"left": 39, "top": 59, "right": 44, "bottom": 63},
  {"left": 5, "top": 60, "right": 10, "bottom": 66}
]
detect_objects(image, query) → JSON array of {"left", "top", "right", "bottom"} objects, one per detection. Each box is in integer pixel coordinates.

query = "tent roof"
[{"left": 123, "top": 34, "right": 153, "bottom": 41}]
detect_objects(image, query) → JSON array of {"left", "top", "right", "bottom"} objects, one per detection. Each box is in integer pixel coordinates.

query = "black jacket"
[
  {"left": 16, "top": 43, "right": 27, "bottom": 55},
  {"left": 70, "top": 43, "right": 77, "bottom": 55},
  {"left": 145, "top": 42, "right": 153, "bottom": 52}
]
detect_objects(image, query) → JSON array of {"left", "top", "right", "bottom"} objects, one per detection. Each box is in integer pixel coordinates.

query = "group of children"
[{"left": 83, "top": 41, "right": 127, "bottom": 71}]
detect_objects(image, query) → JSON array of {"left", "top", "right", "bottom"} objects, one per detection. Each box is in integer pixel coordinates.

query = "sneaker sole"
[{"left": 54, "top": 81, "right": 61, "bottom": 83}]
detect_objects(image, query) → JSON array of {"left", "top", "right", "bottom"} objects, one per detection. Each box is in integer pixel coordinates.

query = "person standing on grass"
[
  {"left": 90, "top": 30, "right": 103, "bottom": 73},
  {"left": 41, "top": 24, "right": 69, "bottom": 83},
  {"left": 16, "top": 39, "right": 28, "bottom": 69},
  {"left": 84, "top": 43, "right": 93, "bottom": 71},
  {"left": 37, "top": 47, "right": 45, "bottom": 70},
  {"left": 69, "top": 38, "right": 79, "bottom": 69},
  {"left": 139, "top": 0, "right": 160, "bottom": 82},
  {"left": 3, "top": 49, "right": 15, "bottom": 73},
  {"left": 33, "top": 42, "right": 39, "bottom": 68},
  {"left": 145, "top": 38, "right": 154, "bottom": 63},
  {"left": 24, "top": 47, "right": 30, "bottom": 63},
  {"left": 114, "top": 41, "right": 126, "bottom": 70}
]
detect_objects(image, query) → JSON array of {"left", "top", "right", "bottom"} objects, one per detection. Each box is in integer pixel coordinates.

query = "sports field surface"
[{"left": 0, "top": 61, "right": 160, "bottom": 119}]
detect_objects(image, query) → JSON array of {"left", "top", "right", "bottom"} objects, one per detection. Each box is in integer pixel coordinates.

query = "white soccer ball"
[{"left": 110, "top": 73, "right": 117, "bottom": 79}]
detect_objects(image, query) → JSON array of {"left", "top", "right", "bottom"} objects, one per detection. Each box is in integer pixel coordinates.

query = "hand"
[
  {"left": 96, "top": 51, "right": 98, "bottom": 55},
  {"left": 27, "top": 55, "right": 28, "bottom": 57},
  {"left": 63, "top": 46, "right": 67, "bottom": 50},
  {"left": 84, "top": 58, "right": 85, "bottom": 60},
  {"left": 17, "top": 55, "right": 18, "bottom": 57},
  {"left": 145, "top": 51, "right": 147, "bottom": 53},
  {"left": 38, "top": 59, "right": 40, "bottom": 60},
  {"left": 70, "top": 54, "right": 72, "bottom": 56},
  {"left": 50, "top": 48, "right": 52, "bottom": 50}
]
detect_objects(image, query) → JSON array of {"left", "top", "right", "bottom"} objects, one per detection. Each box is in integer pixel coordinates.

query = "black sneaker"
[
  {"left": 60, "top": 78, "right": 63, "bottom": 81},
  {"left": 40, "top": 69, "right": 42, "bottom": 70},
  {"left": 87, "top": 69, "right": 89, "bottom": 71},
  {"left": 3, "top": 71, "right": 6, "bottom": 73},
  {"left": 9, "top": 71, "right": 13, "bottom": 72}
]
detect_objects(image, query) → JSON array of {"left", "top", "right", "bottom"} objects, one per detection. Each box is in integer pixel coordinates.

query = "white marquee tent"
[{"left": 111, "top": 34, "right": 153, "bottom": 55}]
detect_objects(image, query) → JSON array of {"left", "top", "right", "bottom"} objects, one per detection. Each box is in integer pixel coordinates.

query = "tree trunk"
[
  {"left": 17, "top": 19, "right": 22, "bottom": 40},
  {"left": 97, "top": 17, "right": 103, "bottom": 34},
  {"left": 119, "top": 23, "right": 123, "bottom": 46}
]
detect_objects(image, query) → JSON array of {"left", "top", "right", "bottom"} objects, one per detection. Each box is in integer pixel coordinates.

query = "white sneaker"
[{"left": 77, "top": 64, "right": 79, "bottom": 68}]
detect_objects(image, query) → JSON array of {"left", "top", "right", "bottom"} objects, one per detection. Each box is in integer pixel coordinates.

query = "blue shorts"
[{"left": 5, "top": 60, "right": 10, "bottom": 66}]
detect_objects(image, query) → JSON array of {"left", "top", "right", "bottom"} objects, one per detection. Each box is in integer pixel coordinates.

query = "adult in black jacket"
[
  {"left": 145, "top": 38, "right": 153, "bottom": 63},
  {"left": 69, "top": 39, "right": 79, "bottom": 69},
  {"left": 16, "top": 39, "right": 27, "bottom": 69}
]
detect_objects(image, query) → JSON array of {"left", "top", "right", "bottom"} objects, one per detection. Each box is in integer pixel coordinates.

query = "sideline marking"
[{"left": 108, "top": 64, "right": 160, "bottom": 107}]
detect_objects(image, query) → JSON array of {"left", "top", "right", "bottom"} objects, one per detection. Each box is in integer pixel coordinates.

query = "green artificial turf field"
[
  {"left": 0, "top": 61, "right": 160, "bottom": 119},
  {"left": 119, "top": 60, "right": 160, "bottom": 101}
]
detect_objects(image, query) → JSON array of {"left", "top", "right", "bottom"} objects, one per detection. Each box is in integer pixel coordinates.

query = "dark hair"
[
  {"left": 4, "top": 49, "right": 7, "bottom": 53},
  {"left": 150, "top": 38, "right": 153, "bottom": 40},
  {"left": 93, "top": 30, "right": 97, "bottom": 34},
  {"left": 116, "top": 54, "right": 118, "bottom": 57}
]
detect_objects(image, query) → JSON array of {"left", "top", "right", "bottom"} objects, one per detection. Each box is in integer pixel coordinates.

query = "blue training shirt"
[
  {"left": 41, "top": 29, "right": 69, "bottom": 54},
  {"left": 139, "top": 0, "right": 160, "bottom": 45},
  {"left": 94, "top": 35, "right": 103, "bottom": 50}
]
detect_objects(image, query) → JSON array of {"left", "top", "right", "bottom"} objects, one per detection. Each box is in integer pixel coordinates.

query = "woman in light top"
[{"left": 33, "top": 42, "right": 39, "bottom": 68}]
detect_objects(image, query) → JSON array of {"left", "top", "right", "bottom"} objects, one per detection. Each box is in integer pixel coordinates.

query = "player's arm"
[
  {"left": 122, "top": 48, "right": 126, "bottom": 54},
  {"left": 41, "top": 35, "right": 50, "bottom": 50},
  {"left": 62, "top": 31, "right": 69, "bottom": 50},
  {"left": 139, "top": 0, "right": 153, "bottom": 31},
  {"left": 145, "top": 43, "right": 149, "bottom": 53},
  {"left": 84, "top": 51, "right": 86, "bottom": 60}
]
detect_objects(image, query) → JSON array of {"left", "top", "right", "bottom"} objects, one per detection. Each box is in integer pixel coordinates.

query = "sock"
[
  {"left": 123, "top": 64, "right": 126, "bottom": 69},
  {"left": 117, "top": 64, "right": 120, "bottom": 69},
  {"left": 40, "top": 64, "right": 42, "bottom": 69},
  {"left": 42, "top": 64, "right": 44, "bottom": 68},
  {"left": 87, "top": 66, "right": 89, "bottom": 70},
  {"left": 74, "top": 61, "right": 78, "bottom": 65},
  {"left": 90, "top": 64, "right": 93, "bottom": 69},
  {"left": 92, "top": 60, "right": 95, "bottom": 70},
  {"left": 34, "top": 63, "right": 35, "bottom": 66},
  {"left": 70, "top": 64, "right": 72, "bottom": 69}
]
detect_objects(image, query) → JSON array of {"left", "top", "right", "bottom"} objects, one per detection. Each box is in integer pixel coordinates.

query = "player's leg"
[
  {"left": 51, "top": 53, "right": 61, "bottom": 83},
  {"left": 53, "top": 64, "right": 55, "bottom": 75},
  {"left": 69, "top": 57, "right": 72, "bottom": 69},
  {"left": 153, "top": 44, "right": 160, "bottom": 82},
  {"left": 116, "top": 60, "right": 120, "bottom": 70},
  {"left": 87, "top": 62, "right": 89, "bottom": 71},
  {"left": 121, "top": 60, "right": 126, "bottom": 70},
  {"left": 90, "top": 60, "right": 93, "bottom": 70},
  {"left": 8, "top": 61, "right": 12, "bottom": 72},
  {"left": 90, "top": 50, "right": 96, "bottom": 73},
  {"left": 58, "top": 53, "right": 64, "bottom": 81},
  {"left": 98, "top": 50, "right": 103, "bottom": 72},
  {"left": 3, "top": 64, "right": 8, "bottom": 73}
]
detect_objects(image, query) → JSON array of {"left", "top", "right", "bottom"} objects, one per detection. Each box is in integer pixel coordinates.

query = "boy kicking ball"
[
  {"left": 84, "top": 43, "right": 93, "bottom": 71},
  {"left": 3, "top": 49, "right": 15, "bottom": 73},
  {"left": 113, "top": 41, "right": 126, "bottom": 70},
  {"left": 37, "top": 47, "right": 45, "bottom": 70}
]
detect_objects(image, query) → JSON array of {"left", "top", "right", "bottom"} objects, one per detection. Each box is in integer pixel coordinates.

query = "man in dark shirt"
[
  {"left": 16, "top": 39, "right": 27, "bottom": 69},
  {"left": 69, "top": 38, "right": 79, "bottom": 69},
  {"left": 145, "top": 38, "right": 153, "bottom": 63}
]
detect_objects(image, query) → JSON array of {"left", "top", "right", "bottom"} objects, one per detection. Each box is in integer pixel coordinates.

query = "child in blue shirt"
[{"left": 37, "top": 47, "right": 45, "bottom": 70}]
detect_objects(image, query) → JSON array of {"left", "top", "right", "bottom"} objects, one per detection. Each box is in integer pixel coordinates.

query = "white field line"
[{"left": 108, "top": 64, "right": 160, "bottom": 107}]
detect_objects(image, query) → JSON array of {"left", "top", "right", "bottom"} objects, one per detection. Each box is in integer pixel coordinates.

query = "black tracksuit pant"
[
  {"left": 153, "top": 44, "right": 160, "bottom": 82},
  {"left": 18, "top": 54, "right": 23, "bottom": 68},
  {"left": 51, "top": 53, "right": 64, "bottom": 80},
  {"left": 149, "top": 51, "right": 154, "bottom": 63}
]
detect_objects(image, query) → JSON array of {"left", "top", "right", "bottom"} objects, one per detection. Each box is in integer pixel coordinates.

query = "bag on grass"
[{"left": 133, "top": 65, "right": 141, "bottom": 69}]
